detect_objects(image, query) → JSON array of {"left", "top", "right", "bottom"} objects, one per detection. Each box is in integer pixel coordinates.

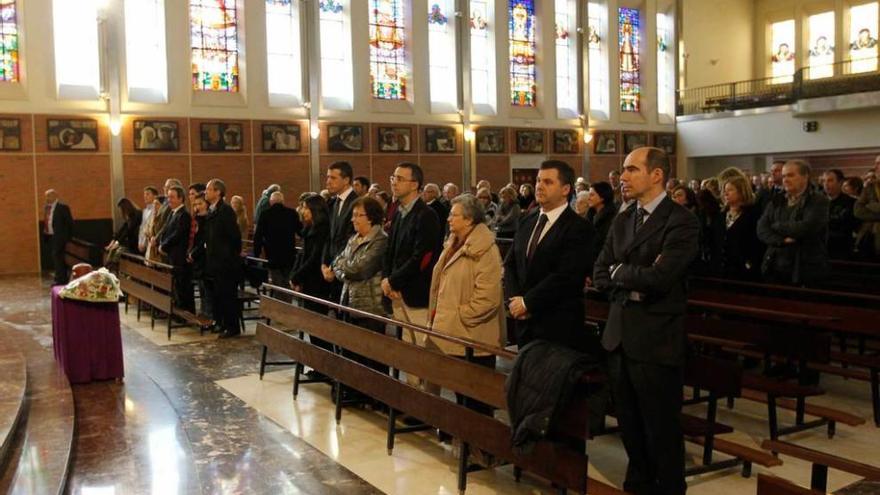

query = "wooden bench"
[
  {"left": 63, "top": 238, "right": 103, "bottom": 271},
  {"left": 256, "top": 289, "right": 624, "bottom": 495},
  {"left": 118, "top": 254, "right": 212, "bottom": 339},
  {"left": 756, "top": 474, "right": 825, "bottom": 495},
  {"left": 761, "top": 440, "right": 880, "bottom": 492}
]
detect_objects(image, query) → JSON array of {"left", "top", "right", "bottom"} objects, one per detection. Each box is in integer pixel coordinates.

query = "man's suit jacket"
[
  {"left": 254, "top": 203, "right": 302, "bottom": 269},
  {"left": 204, "top": 200, "right": 243, "bottom": 280},
  {"left": 382, "top": 198, "right": 442, "bottom": 308},
  {"left": 428, "top": 200, "right": 449, "bottom": 226},
  {"left": 323, "top": 192, "right": 357, "bottom": 264},
  {"left": 159, "top": 207, "right": 191, "bottom": 267},
  {"left": 503, "top": 206, "right": 595, "bottom": 350},
  {"left": 51, "top": 202, "right": 74, "bottom": 248},
  {"left": 593, "top": 197, "right": 700, "bottom": 367}
]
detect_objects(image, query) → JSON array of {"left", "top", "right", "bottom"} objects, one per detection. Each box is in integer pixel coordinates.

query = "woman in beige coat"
[{"left": 428, "top": 194, "right": 504, "bottom": 416}]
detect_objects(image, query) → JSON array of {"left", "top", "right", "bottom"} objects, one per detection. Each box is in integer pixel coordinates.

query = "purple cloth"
[{"left": 51, "top": 286, "right": 124, "bottom": 384}]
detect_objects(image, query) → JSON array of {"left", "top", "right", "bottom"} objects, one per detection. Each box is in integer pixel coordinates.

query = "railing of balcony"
[{"left": 677, "top": 55, "right": 880, "bottom": 116}]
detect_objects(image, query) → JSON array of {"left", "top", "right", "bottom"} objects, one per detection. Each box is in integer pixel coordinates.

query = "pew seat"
[{"left": 761, "top": 440, "right": 880, "bottom": 492}]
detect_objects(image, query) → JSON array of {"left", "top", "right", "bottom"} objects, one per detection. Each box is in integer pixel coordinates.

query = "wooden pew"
[
  {"left": 256, "top": 289, "right": 624, "bottom": 495},
  {"left": 761, "top": 440, "right": 880, "bottom": 492},
  {"left": 118, "top": 253, "right": 211, "bottom": 339},
  {"left": 756, "top": 474, "right": 825, "bottom": 495},
  {"left": 63, "top": 238, "right": 103, "bottom": 271}
]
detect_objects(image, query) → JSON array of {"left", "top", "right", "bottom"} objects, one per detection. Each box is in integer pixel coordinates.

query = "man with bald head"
[
  {"left": 594, "top": 147, "right": 699, "bottom": 495},
  {"left": 441, "top": 182, "right": 459, "bottom": 207},
  {"left": 855, "top": 154, "right": 880, "bottom": 259},
  {"left": 43, "top": 189, "right": 74, "bottom": 284},
  {"left": 253, "top": 191, "right": 302, "bottom": 298}
]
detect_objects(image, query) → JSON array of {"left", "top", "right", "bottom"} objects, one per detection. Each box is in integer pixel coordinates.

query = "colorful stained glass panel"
[
  {"left": 0, "top": 0, "right": 19, "bottom": 82},
  {"left": 190, "top": 0, "right": 239, "bottom": 92},
  {"left": 618, "top": 7, "right": 641, "bottom": 112},
  {"left": 509, "top": 1, "right": 536, "bottom": 107},
  {"left": 370, "top": 0, "right": 407, "bottom": 100}
]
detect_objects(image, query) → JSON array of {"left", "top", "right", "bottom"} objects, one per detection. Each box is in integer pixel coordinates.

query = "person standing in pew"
[
  {"left": 187, "top": 193, "right": 213, "bottom": 323},
  {"left": 253, "top": 191, "right": 301, "bottom": 301},
  {"left": 42, "top": 189, "right": 74, "bottom": 285},
  {"left": 823, "top": 169, "right": 859, "bottom": 260},
  {"left": 158, "top": 185, "right": 195, "bottom": 313},
  {"left": 854, "top": 155, "right": 880, "bottom": 259},
  {"left": 757, "top": 160, "right": 830, "bottom": 287},
  {"left": 382, "top": 162, "right": 442, "bottom": 386},
  {"left": 593, "top": 147, "right": 699, "bottom": 495},
  {"left": 204, "top": 179, "right": 244, "bottom": 339},
  {"left": 503, "top": 160, "right": 594, "bottom": 351},
  {"left": 322, "top": 162, "right": 357, "bottom": 307}
]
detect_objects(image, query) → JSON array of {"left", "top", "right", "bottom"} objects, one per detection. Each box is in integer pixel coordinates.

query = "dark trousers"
[
  {"left": 197, "top": 277, "right": 213, "bottom": 317},
  {"left": 269, "top": 265, "right": 292, "bottom": 302},
  {"left": 48, "top": 236, "right": 68, "bottom": 284},
  {"left": 212, "top": 276, "right": 241, "bottom": 334},
  {"left": 173, "top": 266, "right": 195, "bottom": 313},
  {"left": 607, "top": 350, "right": 686, "bottom": 495}
]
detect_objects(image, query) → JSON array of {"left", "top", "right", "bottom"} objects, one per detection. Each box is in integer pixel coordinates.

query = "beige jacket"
[{"left": 428, "top": 223, "right": 504, "bottom": 356}]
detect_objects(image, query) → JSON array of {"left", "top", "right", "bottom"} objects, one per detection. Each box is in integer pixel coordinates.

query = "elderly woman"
[
  {"left": 494, "top": 185, "right": 521, "bottom": 238},
  {"left": 476, "top": 187, "right": 498, "bottom": 224},
  {"left": 230, "top": 195, "right": 249, "bottom": 240},
  {"left": 428, "top": 194, "right": 503, "bottom": 416}
]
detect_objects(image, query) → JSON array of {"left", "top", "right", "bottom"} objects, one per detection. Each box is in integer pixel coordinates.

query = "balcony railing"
[{"left": 677, "top": 56, "right": 880, "bottom": 116}]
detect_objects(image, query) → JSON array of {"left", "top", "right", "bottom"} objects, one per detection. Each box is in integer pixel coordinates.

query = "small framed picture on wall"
[
  {"left": 476, "top": 128, "right": 505, "bottom": 153},
  {"left": 134, "top": 121, "right": 179, "bottom": 151},
  {"left": 262, "top": 124, "right": 301, "bottom": 152},
  {"left": 0, "top": 119, "right": 22, "bottom": 151},
  {"left": 515, "top": 130, "right": 544, "bottom": 153},
  {"left": 424, "top": 127, "right": 456, "bottom": 153},
  {"left": 623, "top": 132, "right": 649, "bottom": 154},
  {"left": 553, "top": 130, "right": 579, "bottom": 154},
  {"left": 200, "top": 122, "right": 243, "bottom": 152},
  {"left": 47, "top": 119, "right": 99, "bottom": 151},
  {"left": 327, "top": 124, "right": 364, "bottom": 152},
  {"left": 653, "top": 133, "right": 676, "bottom": 155},
  {"left": 593, "top": 131, "right": 618, "bottom": 154},
  {"left": 377, "top": 127, "right": 412, "bottom": 152}
]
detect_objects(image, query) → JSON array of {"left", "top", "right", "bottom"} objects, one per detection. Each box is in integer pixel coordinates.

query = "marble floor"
[{"left": 1, "top": 273, "right": 880, "bottom": 494}]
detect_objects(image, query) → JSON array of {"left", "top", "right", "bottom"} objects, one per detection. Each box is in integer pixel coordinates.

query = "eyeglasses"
[{"left": 389, "top": 175, "right": 415, "bottom": 183}]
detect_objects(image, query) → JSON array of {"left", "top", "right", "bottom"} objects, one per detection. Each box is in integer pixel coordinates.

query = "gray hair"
[
  {"left": 270, "top": 191, "right": 284, "bottom": 204},
  {"left": 424, "top": 183, "right": 441, "bottom": 195},
  {"left": 450, "top": 194, "right": 486, "bottom": 225},
  {"left": 576, "top": 190, "right": 590, "bottom": 201},
  {"left": 266, "top": 184, "right": 281, "bottom": 194}
]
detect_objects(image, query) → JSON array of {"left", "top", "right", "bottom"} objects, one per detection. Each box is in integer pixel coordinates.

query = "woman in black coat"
[
  {"left": 586, "top": 181, "right": 616, "bottom": 272},
  {"left": 110, "top": 198, "right": 142, "bottom": 253},
  {"left": 721, "top": 176, "right": 765, "bottom": 280},
  {"left": 291, "top": 194, "right": 331, "bottom": 312},
  {"left": 695, "top": 189, "right": 725, "bottom": 276}
]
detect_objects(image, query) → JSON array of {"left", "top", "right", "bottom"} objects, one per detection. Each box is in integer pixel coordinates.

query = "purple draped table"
[{"left": 51, "top": 286, "right": 125, "bottom": 384}]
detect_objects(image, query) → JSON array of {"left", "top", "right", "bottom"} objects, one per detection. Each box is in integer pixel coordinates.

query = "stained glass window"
[
  {"left": 509, "top": 1, "right": 536, "bottom": 107},
  {"left": 0, "top": 0, "right": 18, "bottom": 83},
  {"left": 807, "top": 11, "right": 835, "bottom": 79},
  {"left": 266, "top": 0, "right": 302, "bottom": 104},
  {"left": 849, "top": 3, "right": 878, "bottom": 73},
  {"left": 588, "top": 1, "right": 609, "bottom": 118},
  {"left": 618, "top": 7, "right": 640, "bottom": 112},
  {"left": 53, "top": 0, "right": 100, "bottom": 99},
  {"left": 656, "top": 11, "right": 674, "bottom": 118},
  {"left": 770, "top": 19, "right": 795, "bottom": 84},
  {"left": 428, "top": 1, "right": 457, "bottom": 108},
  {"left": 470, "top": 0, "right": 495, "bottom": 111},
  {"left": 190, "top": 0, "right": 239, "bottom": 92},
  {"left": 555, "top": 0, "right": 577, "bottom": 115},
  {"left": 369, "top": 0, "right": 406, "bottom": 100},
  {"left": 319, "top": 0, "right": 352, "bottom": 107},
  {"left": 125, "top": 0, "right": 168, "bottom": 102}
]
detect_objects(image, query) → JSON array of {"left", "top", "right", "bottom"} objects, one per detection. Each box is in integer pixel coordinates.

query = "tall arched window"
[
  {"left": 0, "top": 0, "right": 19, "bottom": 83},
  {"left": 470, "top": 0, "right": 496, "bottom": 113},
  {"left": 428, "top": 1, "right": 457, "bottom": 110},
  {"left": 770, "top": 19, "right": 795, "bottom": 84},
  {"left": 618, "top": 7, "right": 641, "bottom": 112},
  {"left": 369, "top": 0, "right": 407, "bottom": 100},
  {"left": 509, "top": 0, "right": 536, "bottom": 107},
  {"left": 555, "top": 0, "right": 578, "bottom": 116},
  {"left": 53, "top": 0, "right": 100, "bottom": 99},
  {"left": 588, "top": 1, "right": 609, "bottom": 119},
  {"left": 849, "top": 2, "right": 878, "bottom": 73},
  {"left": 319, "top": 0, "right": 353, "bottom": 109},
  {"left": 125, "top": 0, "right": 168, "bottom": 103},
  {"left": 266, "top": 0, "right": 302, "bottom": 105},
  {"left": 656, "top": 10, "right": 675, "bottom": 119},
  {"left": 806, "top": 11, "right": 835, "bottom": 79},
  {"left": 190, "top": 0, "right": 239, "bottom": 92}
]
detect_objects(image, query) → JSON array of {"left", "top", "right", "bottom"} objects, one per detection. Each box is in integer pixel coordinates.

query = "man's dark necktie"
[
  {"left": 634, "top": 207, "right": 648, "bottom": 234},
  {"left": 526, "top": 213, "right": 548, "bottom": 263}
]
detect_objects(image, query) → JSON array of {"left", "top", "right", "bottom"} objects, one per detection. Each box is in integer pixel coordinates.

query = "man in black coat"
[
  {"left": 322, "top": 162, "right": 357, "bottom": 302},
  {"left": 253, "top": 191, "right": 301, "bottom": 295},
  {"left": 382, "top": 163, "right": 442, "bottom": 354},
  {"left": 159, "top": 185, "right": 195, "bottom": 312},
  {"left": 205, "top": 179, "right": 243, "bottom": 338},
  {"left": 43, "top": 189, "right": 74, "bottom": 285},
  {"left": 593, "top": 147, "right": 699, "bottom": 495},
  {"left": 823, "top": 168, "right": 859, "bottom": 260},
  {"left": 503, "top": 160, "right": 595, "bottom": 351}
]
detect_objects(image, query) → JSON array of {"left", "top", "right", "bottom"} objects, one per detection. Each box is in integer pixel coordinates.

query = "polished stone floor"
[{"left": 3, "top": 273, "right": 880, "bottom": 494}]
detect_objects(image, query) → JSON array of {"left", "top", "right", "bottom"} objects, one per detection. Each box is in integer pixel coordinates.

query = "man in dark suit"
[
  {"left": 382, "top": 163, "right": 442, "bottom": 362},
  {"left": 755, "top": 159, "right": 785, "bottom": 214},
  {"left": 321, "top": 161, "right": 357, "bottom": 302},
  {"left": 253, "top": 191, "right": 301, "bottom": 298},
  {"left": 503, "top": 160, "right": 595, "bottom": 351},
  {"left": 43, "top": 189, "right": 74, "bottom": 284},
  {"left": 159, "top": 185, "right": 195, "bottom": 312},
  {"left": 423, "top": 183, "right": 449, "bottom": 230},
  {"left": 205, "top": 179, "right": 244, "bottom": 338},
  {"left": 593, "top": 147, "right": 699, "bottom": 495}
]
